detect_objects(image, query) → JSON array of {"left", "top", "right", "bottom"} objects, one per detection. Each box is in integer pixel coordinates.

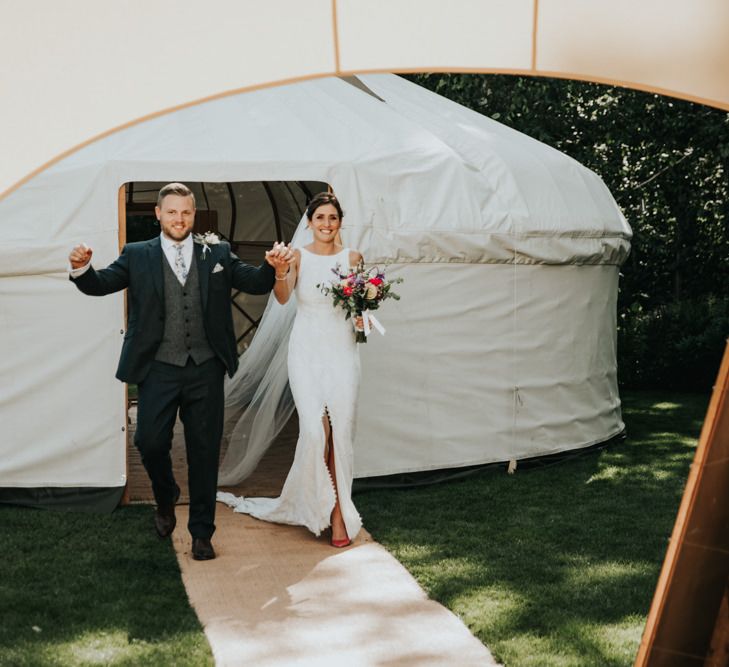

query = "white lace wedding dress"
[{"left": 217, "top": 247, "right": 362, "bottom": 540}]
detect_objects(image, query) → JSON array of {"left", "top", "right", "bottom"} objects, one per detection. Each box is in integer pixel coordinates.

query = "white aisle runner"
[{"left": 172, "top": 505, "right": 500, "bottom": 667}]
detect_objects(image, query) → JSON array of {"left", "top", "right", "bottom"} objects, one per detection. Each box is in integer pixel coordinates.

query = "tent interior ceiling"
[{"left": 2, "top": 1, "right": 727, "bottom": 200}]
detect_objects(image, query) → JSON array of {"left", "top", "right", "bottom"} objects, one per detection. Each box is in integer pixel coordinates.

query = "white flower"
[{"left": 193, "top": 232, "right": 220, "bottom": 258}]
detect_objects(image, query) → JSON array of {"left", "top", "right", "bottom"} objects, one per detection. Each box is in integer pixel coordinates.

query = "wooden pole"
[
  {"left": 707, "top": 580, "right": 729, "bottom": 667},
  {"left": 634, "top": 339, "right": 729, "bottom": 665},
  {"left": 118, "top": 184, "right": 130, "bottom": 507}
]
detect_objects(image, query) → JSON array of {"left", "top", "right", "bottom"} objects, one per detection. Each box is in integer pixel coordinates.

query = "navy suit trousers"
[{"left": 134, "top": 357, "right": 225, "bottom": 539}]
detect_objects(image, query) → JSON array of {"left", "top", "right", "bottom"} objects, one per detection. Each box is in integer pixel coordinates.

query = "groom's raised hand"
[
  {"left": 265, "top": 242, "right": 294, "bottom": 273},
  {"left": 69, "top": 243, "right": 93, "bottom": 269}
]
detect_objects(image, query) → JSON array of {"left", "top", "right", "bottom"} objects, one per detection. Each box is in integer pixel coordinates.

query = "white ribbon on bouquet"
[{"left": 361, "top": 310, "right": 386, "bottom": 338}]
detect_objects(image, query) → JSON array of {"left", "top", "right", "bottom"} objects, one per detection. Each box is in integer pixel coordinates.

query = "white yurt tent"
[{"left": 0, "top": 74, "right": 631, "bottom": 509}]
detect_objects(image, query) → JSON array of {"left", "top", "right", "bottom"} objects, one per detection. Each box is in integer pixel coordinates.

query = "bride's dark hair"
[{"left": 305, "top": 192, "right": 344, "bottom": 221}]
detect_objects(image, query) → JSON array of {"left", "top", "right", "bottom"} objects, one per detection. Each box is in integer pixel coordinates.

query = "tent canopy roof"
[
  {"left": 53, "top": 74, "right": 629, "bottom": 235},
  {"left": 1, "top": 74, "right": 630, "bottom": 268},
  {"left": 3, "top": 1, "right": 727, "bottom": 201}
]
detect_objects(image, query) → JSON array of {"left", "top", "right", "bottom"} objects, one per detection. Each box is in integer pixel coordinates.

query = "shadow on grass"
[
  {"left": 0, "top": 505, "right": 212, "bottom": 667},
  {"left": 356, "top": 390, "right": 709, "bottom": 667}
]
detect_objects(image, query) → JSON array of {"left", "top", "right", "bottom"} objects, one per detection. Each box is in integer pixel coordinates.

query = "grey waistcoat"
[{"left": 155, "top": 253, "right": 216, "bottom": 367}]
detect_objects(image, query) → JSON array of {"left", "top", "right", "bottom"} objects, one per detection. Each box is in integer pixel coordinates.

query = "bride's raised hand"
[{"left": 265, "top": 242, "right": 294, "bottom": 274}]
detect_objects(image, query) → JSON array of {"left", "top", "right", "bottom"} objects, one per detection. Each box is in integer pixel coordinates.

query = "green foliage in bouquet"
[{"left": 318, "top": 261, "right": 403, "bottom": 343}]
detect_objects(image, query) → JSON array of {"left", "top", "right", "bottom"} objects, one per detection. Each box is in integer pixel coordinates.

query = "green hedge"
[{"left": 618, "top": 296, "right": 729, "bottom": 391}]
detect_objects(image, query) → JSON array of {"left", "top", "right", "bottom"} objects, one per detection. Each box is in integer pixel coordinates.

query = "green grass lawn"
[
  {"left": 0, "top": 505, "right": 212, "bottom": 667},
  {"left": 356, "top": 390, "right": 709, "bottom": 667},
  {"left": 0, "top": 390, "right": 707, "bottom": 666}
]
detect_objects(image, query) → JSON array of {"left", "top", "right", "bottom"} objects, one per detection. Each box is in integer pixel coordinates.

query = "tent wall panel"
[
  {"left": 1, "top": 275, "right": 126, "bottom": 486},
  {"left": 353, "top": 263, "right": 622, "bottom": 477}
]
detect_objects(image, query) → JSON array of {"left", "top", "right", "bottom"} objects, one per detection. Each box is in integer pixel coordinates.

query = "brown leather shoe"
[
  {"left": 154, "top": 486, "right": 180, "bottom": 539},
  {"left": 191, "top": 538, "right": 216, "bottom": 561}
]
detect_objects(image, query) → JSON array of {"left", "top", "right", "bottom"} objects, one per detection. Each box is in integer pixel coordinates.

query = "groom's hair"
[
  {"left": 157, "top": 182, "right": 196, "bottom": 208},
  {"left": 305, "top": 191, "right": 344, "bottom": 221}
]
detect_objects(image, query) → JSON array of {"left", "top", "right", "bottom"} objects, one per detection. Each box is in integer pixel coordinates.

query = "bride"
[{"left": 218, "top": 192, "right": 363, "bottom": 547}]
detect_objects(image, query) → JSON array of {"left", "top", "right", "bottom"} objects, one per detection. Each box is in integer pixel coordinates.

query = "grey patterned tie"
[{"left": 174, "top": 243, "right": 188, "bottom": 284}]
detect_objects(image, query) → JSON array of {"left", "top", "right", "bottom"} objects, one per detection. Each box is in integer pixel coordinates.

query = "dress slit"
[{"left": 319, "top": 403, "right": 339, "bottom": 509}]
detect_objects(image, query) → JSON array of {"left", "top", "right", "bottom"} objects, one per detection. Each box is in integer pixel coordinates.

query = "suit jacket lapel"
[
  {"left": 147, "top": 237, "right": 164, "bottom": 305},
  {"left": 195, "top": 242, "right": 210, "bottom": 312}
]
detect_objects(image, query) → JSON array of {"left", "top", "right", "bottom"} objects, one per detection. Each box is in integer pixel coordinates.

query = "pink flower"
[
  {"left": 368, "top": 277, "right": 383, "bottom": 286},
  {"left": 343, "top": 286, "right": 353, "bottom": 296}
]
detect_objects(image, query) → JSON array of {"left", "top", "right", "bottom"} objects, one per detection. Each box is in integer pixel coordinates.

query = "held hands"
[
  {"left": 354, "top": 315, "right": 364, "bottom": 331},
  {"left": 265, "top": 242, "right": 295, "bottom": 278},
  {"left": 69, "top": 243, "right": 93, "bottom": 269}
]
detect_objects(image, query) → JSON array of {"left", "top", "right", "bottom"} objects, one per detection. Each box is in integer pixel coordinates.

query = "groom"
[{"left": 69, "top": 182, "right": 293, "bottom": 560}]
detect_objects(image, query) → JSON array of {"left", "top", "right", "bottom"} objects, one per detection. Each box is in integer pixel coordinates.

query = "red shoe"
[{"left": 331, "top": 536, "right": 351, "bottom": 548}]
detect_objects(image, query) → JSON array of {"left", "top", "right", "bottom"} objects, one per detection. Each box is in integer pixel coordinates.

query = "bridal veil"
[{"left": 218, "top": 215, "right": 312, "bottom": 485}]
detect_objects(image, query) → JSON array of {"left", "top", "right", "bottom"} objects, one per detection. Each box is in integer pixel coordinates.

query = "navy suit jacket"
[{"left": 71, "top": 236, "right": 274, "bottom": 383}]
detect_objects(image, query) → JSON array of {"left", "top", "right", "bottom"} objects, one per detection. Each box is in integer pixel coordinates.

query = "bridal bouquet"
[{"left": 318, "top": 261, "right": 403, "bottom": 343}]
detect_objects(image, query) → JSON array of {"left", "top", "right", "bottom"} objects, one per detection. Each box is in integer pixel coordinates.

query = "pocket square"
[{"left": 212, "top": 263, "right": 224, "bottom": 274}]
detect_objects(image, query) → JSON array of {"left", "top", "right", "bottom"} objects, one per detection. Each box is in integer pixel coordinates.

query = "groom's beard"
[{"left": 160, "top": 226, "right": 194, "bottom": 242}]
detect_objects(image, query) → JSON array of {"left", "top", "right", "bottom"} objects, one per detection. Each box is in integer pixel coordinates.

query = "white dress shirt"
[
  {"left": 69, "top": 233, "right": 195, "bottom": 281},
  {"left": 160, "top": 232, "right": 194, "bottom": 283}
]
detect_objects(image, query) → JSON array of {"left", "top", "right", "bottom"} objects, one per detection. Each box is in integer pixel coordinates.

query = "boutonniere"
[{"left": 193, "top": 231, "right": 220, "bottom": 258}]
